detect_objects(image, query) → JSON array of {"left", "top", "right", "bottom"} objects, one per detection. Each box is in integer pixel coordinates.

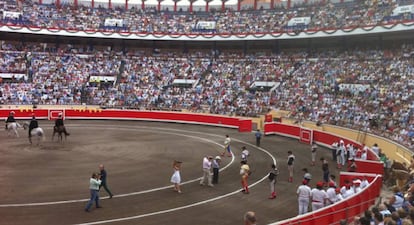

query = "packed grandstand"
[
  {"left": 1, "top": 0, "right": 414, "bottom": 151},
  {"left": 1, "top": 0, "right": 414, "bottom": 33}
]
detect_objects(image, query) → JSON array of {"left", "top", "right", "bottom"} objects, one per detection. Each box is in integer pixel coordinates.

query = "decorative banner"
[
  {"left": 3, "top": 11, "right": 22, "bottom": 20},
  {"left": 104, "top": 18, "right": 124, "bottom": 27}
]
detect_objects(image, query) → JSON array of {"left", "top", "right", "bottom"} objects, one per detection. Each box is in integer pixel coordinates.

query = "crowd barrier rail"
[
  {"left": 0, "top": 108, "right": 252, "bottom": 132},
  {"left": 1, "top": 108, "right": 388, "bottom": 224},
  {"left": 265, "top": 122, "right": 385, "bottom": 225}
]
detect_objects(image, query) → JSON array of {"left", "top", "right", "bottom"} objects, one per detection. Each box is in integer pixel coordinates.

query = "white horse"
[
  {"left": 23, "top": 122, "right": 45, "bottom": 145},
  {"left": 5, "top": 121, "right": 21, "bottom": 137}
]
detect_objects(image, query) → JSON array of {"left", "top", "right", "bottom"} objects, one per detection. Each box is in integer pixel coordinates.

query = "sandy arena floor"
[{"left": 0, "top": 120, "right": 336, "bottom": 225}]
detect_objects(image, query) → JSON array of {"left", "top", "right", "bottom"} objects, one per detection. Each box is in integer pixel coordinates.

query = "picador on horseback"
[
  {"left": 5, "top": 111, "right": 16, "bottom": 129},
  {"left": 54, "top": 113, "right": 70, "bottom": 136},
  {"left": 28, "top": 114, "right": 38, "bottom": 138}
]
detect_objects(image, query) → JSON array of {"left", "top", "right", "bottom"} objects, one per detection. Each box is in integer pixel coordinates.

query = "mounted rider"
[
  {"left": 54, "top": 113, "right": 70, "bottom": 136},
  {"left": 28, "top": 114, "right": 39, "bottom": 138},
  {"left": 5, "top": 111, "right": 16, "bottom": 129}
]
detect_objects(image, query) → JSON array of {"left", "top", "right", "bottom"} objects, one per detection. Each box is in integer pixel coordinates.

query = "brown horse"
[
  {"left": 52, "top": 126, "right": 67, "bottom": 142},
  {"left": 390, "top": 169, "right": 411, "bottom": 190},
  {"left": 388, "top": 161, "right": 410, "bottom": 189}
]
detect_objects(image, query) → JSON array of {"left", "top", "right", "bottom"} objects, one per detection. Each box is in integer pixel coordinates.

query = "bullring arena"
[
  {"left": 0, "top": 108, "right": 388, "bottom": 225},
  {"left": 2, "top": 0, "right": 414, "bottom": 223},
  {"left": 0, "top": 110, "right": 336, "bottom": 225}
]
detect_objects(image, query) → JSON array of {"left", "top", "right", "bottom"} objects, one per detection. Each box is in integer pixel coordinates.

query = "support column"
[
  {"left": 173, "top": 0, "right": 178, "bottom": 12},
  {"left": 189, "top": 0, "right": 194, "bottom": 12},
  {"left": 141, "top": 0, "right": 146, "bottom": 10},
  {"left": 157, "top": 0, "right": 162, "bottom": 11}
]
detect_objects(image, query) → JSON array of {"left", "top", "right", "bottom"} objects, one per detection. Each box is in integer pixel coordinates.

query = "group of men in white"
[
  {"left": 296, "top": 177, "right": 370, "bottom": 215},
  {"left": 331, "top": 139, "right": 369, "bottom": 169}
]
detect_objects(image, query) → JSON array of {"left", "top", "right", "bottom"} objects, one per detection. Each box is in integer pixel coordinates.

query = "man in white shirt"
[
  {"left": 297, "top": 180, "right": 312, "bottom": 215},
  {"left": 241, "top": 146, "right": 249, "bottom": 163},
  {"left": 222, "top": 134, "right": 232, "bottom": 157},
  {"left": 311, "top": 182, "right": 328, "bottom": 211},
  {"left": 326, "top": 182, "right": 337, "bottom": 205},
  {"left": 287, "top": 151, "right": 295, "bottom": 183},
  {"left": 342, "top": 183, "right": 355, "bottom": 199},
  {"left": 335, "top": 188, "right": 344, "bottom": 202},
  {"left": 352, "top": 179, "right": 362, "bottom": 193},
  {"left": 372, "top": 143, "right": 380, "bottom": 156},
  {"left": 360, "top": 177, "right": 370, "bottom": 189},
  {"left": 200, "top": 156, "right": 214, "bottom": 187}
]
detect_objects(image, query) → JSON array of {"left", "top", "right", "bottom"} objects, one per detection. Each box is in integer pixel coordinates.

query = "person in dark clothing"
[
  {"left": 212, "top": 156, "right": 221, "bottom": 184},
  {"left": 54, "top": 113, "right": 70, "bottom": 136},
  {"left": 5, "top": 111, "right": 16, "bottom": 129},
  {"left": 28, "top": 114, "right": 39, "bottom": 143},
  {"left": 321, "top": 157, "right": 330, "bottom": 186},
  {"left": 99, "top": 164, "right": 113, "bottom": 199},
  {"left": 255, "top": 129, "right": 262, "bottom": 147}
]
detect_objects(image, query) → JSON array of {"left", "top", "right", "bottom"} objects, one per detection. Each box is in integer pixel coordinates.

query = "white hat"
[{"left": 215, "top": 156, "right": 221, "bottom": 160}]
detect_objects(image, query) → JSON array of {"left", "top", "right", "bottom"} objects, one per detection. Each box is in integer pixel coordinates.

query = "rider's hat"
[{"left": 10, "top": 111, "right": 15, "bottom": 115}]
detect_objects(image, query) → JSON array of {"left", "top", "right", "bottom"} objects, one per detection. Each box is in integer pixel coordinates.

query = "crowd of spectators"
[
  {"left": 0, "top": 0, "right": 413, "bottom": 34},
  {"left": 351, "top": 168, "right": 414, "bottom": 225},
  {"left": 1, "top": 40, "right": 414, "bottom": 149}
]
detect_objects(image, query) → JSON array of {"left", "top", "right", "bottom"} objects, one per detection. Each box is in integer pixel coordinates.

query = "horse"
[
  {"left": 22, "top": 122, "right": 45, "bottom": 145},
  {"left": 390, "top": 169, "right": 411, "bottom": 190},
  {"left": 5, "top": 121, "right": 21, "bottom": 138},
  {"left": 388, "top": 161, "right": 411, "bottom": 189},
  {"left": 52, "top": 125, "right": 67, "bottom": 142}
]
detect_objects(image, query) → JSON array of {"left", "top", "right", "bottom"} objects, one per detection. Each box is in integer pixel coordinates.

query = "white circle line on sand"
[
  {"left": 0, "top": 125, "right": 235, "bottom": 207},
  {"left": 1, "top": 123, "right": 278, "bottom": 225},
  {"left": 76, "top": 176, "right": 270, "bottom": 225},
  {"left": 71, "top": 125, "right": 278, "bottom": 225}
]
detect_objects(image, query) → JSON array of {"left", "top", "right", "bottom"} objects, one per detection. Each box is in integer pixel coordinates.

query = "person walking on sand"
[
  {"left": 99, "top": 164, "right": 113, "bottom": 199},
  {"left": 268, "top": 163, "right": 279, "bottom": 199},
  {"left": 85, "top": 173, "right": 102, "bottom": 212},
  {"left": 240, "top": 160, "right": 251, "bottom": 194},
  {"left": 212, "top": 156, "right": 221, "bottom": 184},
  {"left": 221, "top": 134, "right": 232, "bottom": 157},
  {"left": 287, "top": 151, "right": 295, "bottom": 183},
  {"left": 311, "top": 142, "right": 317, "bottom": 166},
  {"left": 200, "top": 156, "right": 214, "bottom": 187},
  {"left": 255, "top": 129, "right": 262, "bottom": 147},
  {"left": 170, "top": 160, "right": 182, "bottom": 193}
]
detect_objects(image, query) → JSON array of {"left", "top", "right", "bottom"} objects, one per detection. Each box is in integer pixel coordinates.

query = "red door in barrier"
[
  {"left": 48, "top": 110, "right": 65, "bottom": 120},
  {"left": 300, "top": 128, "right": 313, "bottom": 144},
  {"left": 265, "top": 114, "right": 273, "bottom": 122}
]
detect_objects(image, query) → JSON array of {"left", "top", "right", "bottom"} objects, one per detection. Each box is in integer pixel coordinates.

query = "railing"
[{"left": 264, "top": 121, "right": 384, "bottom": 225}]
